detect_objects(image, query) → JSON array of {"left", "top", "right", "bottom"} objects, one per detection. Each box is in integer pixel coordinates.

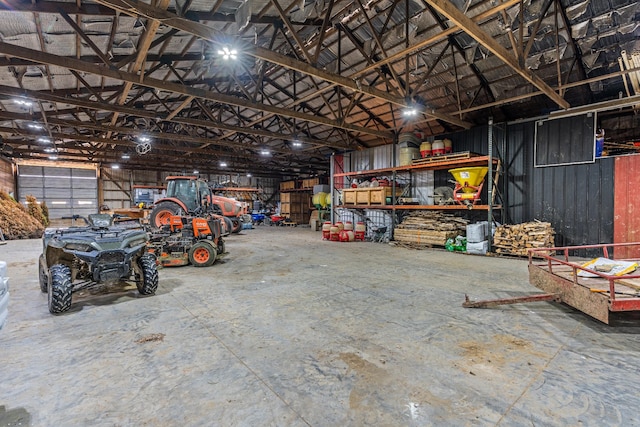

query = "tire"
[
  {"left": 221, "top": 217, "right": 233, "bottom": 235},
  {"left": 150, "top": 201, "right": 181, "bottom": 228},
  {"left": 137, "top": 254, "right": 159, "bottom": 295},
  {"left": 48, "top": 264, "right": 73, "bottom": 314},
  {"left": 38, "top": 255, "right": 48, "bottom": 293},
  {"left": 231, "top": 218, "right": 242, "bottom": 234},
  {"left": 188, "top": 242, "right": 217, "bottom": 267},
  {"left": 217, "top": 238, "right": 225, "bottom": 255}
]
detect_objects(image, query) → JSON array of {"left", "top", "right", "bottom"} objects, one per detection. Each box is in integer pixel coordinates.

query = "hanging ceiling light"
[
  {"left": 13, "top": 99, "right": 32, "bottom": 107},
  {"left": 217, "top": 46, "right": 238, "bottom": 60}
]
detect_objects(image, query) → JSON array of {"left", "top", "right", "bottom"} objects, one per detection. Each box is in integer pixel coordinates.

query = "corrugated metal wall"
[{"left": 504, "top": 121, "right": 615, "bottom": 251}]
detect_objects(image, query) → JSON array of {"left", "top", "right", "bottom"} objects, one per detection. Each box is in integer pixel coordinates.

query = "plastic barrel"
[
  {"left": 443, "top": 138, "right": 453, "bottom": 154},
  {"left": 330, "top": 226, "right": 340, "bottom": 241},
  {"left": 322, "top": 221, "right": 332, "bottom": 240},
  {"left": 420, "top": 141, "right": 432, "bottom": 158},
  {"left": 344, "top": 221, "right": 353, "bottom": 231},
  {"left": 399, "top": 147, "right": 420, "bottom": 165},
  {"left": 335, "top": 221, "right": 344, "bottom": 231},
  {"left": 355, "top": 222, "right": 366, "bottom": 241},
  {"left": 432, "top": 140, "right": 445, "bottom": 156}
]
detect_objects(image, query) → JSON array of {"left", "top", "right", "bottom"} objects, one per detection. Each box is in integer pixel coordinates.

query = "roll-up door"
[{"left": 17, "top": 164, "right": 98, "bottom": 219}]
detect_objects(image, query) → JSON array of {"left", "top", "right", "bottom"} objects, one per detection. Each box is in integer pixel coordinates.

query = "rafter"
[
  {"left": 0, "top": 42, "right": 390, "bottom": 140},
  {"left": 92, "top": 0, "right": 471, "bottom": 129},
  {"left": 0, "top": 84, "right": 352, "bottom": 150},
  {"left": 423, "top": 0, "right": 569, "bottom": 109}
]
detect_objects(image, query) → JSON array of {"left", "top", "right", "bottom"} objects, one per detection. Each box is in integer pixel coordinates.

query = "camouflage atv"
[{"left": 38, "top": 214, "right": 158, "bottom": 314}]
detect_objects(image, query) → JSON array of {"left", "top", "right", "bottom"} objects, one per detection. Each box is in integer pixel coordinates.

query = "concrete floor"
[{"left": 1, "top": 226, "right": 639, "bottom": 426}]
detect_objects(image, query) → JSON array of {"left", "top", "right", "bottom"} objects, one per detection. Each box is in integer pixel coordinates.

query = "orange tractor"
[
  {"left": 150, "top": 176, "right": 246, "bottom": 233},
  {"left": 147, "top": 215, "right": 225, "bottom": 267}
]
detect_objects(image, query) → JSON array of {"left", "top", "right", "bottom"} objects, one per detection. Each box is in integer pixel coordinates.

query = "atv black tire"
[
  {"left": 48, "top": 264, "right": 73, "bottom": 314},
  {"left": 38, "top": 255, "right": 48, "bottom": 293},
  {"left": 231, "top": 218, "right": 242, "bottom": 233},
  {"left": 150, "top": 201, "right": 181, "bottom": 228},
  {"left": 188, "top": 242, "right": 217, "bottom": 267},
  {"left": 137, "top": 254, "right": 159, "bottom": 295}
]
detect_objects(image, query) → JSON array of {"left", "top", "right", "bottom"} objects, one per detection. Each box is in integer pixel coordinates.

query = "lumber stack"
[
  {"left": 492, "top": 221, "right": 555, "bottom": 257},
  {"left": 394, "top": 212, "right": 468, "bottom": 246}
]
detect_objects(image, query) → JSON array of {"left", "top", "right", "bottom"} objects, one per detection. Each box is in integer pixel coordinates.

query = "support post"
[
  {"left": 487, "top": 117, "right": 493, "bottom": 251},
  {"left": 330, "top": 152, "right": 335, "bottom": 224},
  {"left": 391, "top": 132, "right": 398, "bottom": 238}
]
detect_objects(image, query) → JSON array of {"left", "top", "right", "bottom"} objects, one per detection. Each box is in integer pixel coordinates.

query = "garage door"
[{"left": 17, "top": 165, "right": 98, "bottom": 219}]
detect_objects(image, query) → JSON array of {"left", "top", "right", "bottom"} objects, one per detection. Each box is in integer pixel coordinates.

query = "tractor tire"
[
  {"left": 38, "top": 255, "right": 48, "bottom": 293},
  {"left": 231, "top": 218, "right": 242, "bottom": 234},
  {"left": 137, "top": 254, "right": 159, "bottom": 295},
  {"left": 221, "top": 217, "right": 233, "bottom": 235},
  {"left": 188, "top": 242, "right": 217, "bottom": 267},
  {"left": 150, "top": 201, "right": 181, "bottom": 228},
  {"left": 217, "top": 238, "right": 226, "bottom": 255},
  {"left": 48, "top": 264, "right": 73, "bottom": 314}
]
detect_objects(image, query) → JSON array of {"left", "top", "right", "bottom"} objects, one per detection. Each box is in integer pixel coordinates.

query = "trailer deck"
[
  {"left": 528, "top": 243, "right": 640, "bottom": 324},
  {"left": 463, "top": 242, "right": 640, "bottom": 324}
]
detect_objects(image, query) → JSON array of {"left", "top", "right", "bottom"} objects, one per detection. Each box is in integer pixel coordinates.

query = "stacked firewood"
[
  {"left": 394, "top": 211, "right": 468, "bottom": 246},
  {"left": 492, "top": 221, "right": 555, "bottom": 257}
]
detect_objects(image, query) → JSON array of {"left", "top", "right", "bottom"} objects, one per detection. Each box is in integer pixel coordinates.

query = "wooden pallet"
[{"left": 411, "top": 151, "right": 478, "bottom": 165}]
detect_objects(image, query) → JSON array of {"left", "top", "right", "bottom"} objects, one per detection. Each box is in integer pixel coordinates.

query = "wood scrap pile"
[
  {"left": 394, "top": 211, "right": 468, "bottom": 246},
  {"left": 492, "top": 221, "right": 556, "bottom": 257},
  {"left": 0, "top": 191, "right": 45, "bottom": 239}
]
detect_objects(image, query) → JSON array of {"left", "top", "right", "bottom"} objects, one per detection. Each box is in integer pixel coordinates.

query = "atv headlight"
[
  {"left": 65, "top": 243, "right": 92, "bottom": 252},
  {"left": 128, "top": 238, "right": 147, "bottom": 248}
]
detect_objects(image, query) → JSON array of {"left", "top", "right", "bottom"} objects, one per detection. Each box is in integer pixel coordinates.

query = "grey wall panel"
[
  {"left": 73, "top": 189, "right": 97, "bottom": 198},
  {"left": 47, "top": 179, "right": 72, "bottom": 189},
  {"left": 18, "top": 165, "right": 42, "bottom": 175},
  {"left": 19, "top": 176, "right": 44, "bottom": 188},
  {"left": 21, "top": 188, "right": 44, "bottom": 198},
  {"left": 72, "top": 169, "right": 96, "bottom": 178},
  {"left": 534, "top": 114, "right": 595, "bottom": 166},
  {"left": 43, "top": 167, "right": 71, "bottom": 177},
  {"left": 72, "top": 178, "right": 97, "bottom": 189},
  {"left": 46, "top": 188, "right": 72, "bottom": 198}
]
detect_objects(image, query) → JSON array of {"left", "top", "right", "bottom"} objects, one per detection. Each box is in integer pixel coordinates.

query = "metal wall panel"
[
  {"left": 435, "top": 122, "right": 614, "bottom": 256},
  {"left": 504, "top": 121, "right": 614, "bottom": 256},
  {"left": 534, "top": 114, "right": 595, "bottom": 166},
  {"left": 373, "top": 145, "right": 393, "bottom": 169}
]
